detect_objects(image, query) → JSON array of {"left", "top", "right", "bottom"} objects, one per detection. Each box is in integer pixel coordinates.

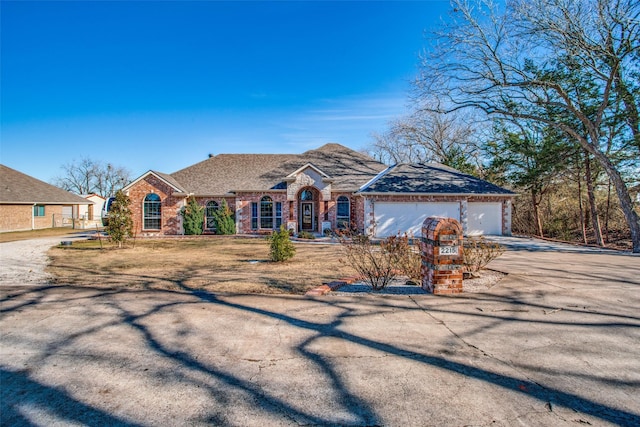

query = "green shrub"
[
  {"left": 297, "top": 231, "right": 315, "bottom": 239},
  {"left": 181, "top": 196, "right": 204, "bottom": 235},
  {"left": 213, "top": 200, "right": 236, "bottom": 235},
  {"left": 268, "top": 225, "right": 296, "bottom": 262},
  {"left": 105, "top": 190, "right": 133, "bottom": 248}
]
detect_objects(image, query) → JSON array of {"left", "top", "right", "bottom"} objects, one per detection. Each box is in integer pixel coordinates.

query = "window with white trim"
[
  {"left": 260, "top": 196, "right": 274, "bottom": 229},
  {"left": 251, "top": 202, "right": 258, "bottom": 229},
  {"left": 337, "top": 196, "right": 350, "bottom": 229},
  {"left": 275, "top": 202, "right": 282, "bottom": 228},
  {"left": 252, "top": 196, "right": 282, "bottom": 230},
  {"left": 143, "top": 193, "right": 161, "bottom": 230}
]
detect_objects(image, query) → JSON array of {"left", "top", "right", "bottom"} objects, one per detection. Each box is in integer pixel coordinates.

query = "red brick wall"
[
  {"left": 235, "top": 192, "right": 288, "bottom": 234},
  {"left": 194, "top": 197, "right": 236, "bottom": 232},
  {"left": 126, "top": 175, "right": 184, "bottom": 236},
  {"left": 234, "top": 191, "right": 363, "bottom": 234}
]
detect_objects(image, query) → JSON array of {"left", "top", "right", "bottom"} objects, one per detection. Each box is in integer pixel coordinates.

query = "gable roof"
[
  {"left": 0, "top": 164, "right": 91, "bottom": 205},
  {"left": 170, "top": 143, "right": 388, "bottom": 196},
  {"left": 357, "top": 163, "right": 515, "bottom": 196},
  {"left": 123, "top": 170, "right": 188, "bottom": 194},
  {"left": 153, "top": 170, "right": 188, "bottom": 193},
  {"left": 285, "top": 163, "right": 333, "bottom": 181}
]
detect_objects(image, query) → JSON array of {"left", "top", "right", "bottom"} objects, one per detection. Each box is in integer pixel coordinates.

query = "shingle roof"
[
  {"left": 358, "top": 163, "right": 515, "bottom": 195},
  {"left": 150, "top": 170, "right": 188, "bottom": 193},
  {"left": 0, "top": 164, "right": 91, "bottom": 204},
  {"left": 170, "top": 143, "right": 388, "bottom": 195}
]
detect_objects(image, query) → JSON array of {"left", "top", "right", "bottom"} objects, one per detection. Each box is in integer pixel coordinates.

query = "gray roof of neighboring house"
[
  {"left": 358, "top": 163, "right": 515, "bottom": 195},
  {"left": 0, "top": 164, "right": 92, "bottom": 204},
  {"left": 170, "top": 143, "right": 388, "bottom": 195}
]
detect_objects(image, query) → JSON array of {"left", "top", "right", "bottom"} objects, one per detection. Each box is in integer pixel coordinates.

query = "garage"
[
  {"left": 373, "top": 202, "right": 460, "bottom": 238},
  {"left": 467, "top": 202, "right": 503, "bottom": 235},
  {"left": 358, "top": 163, "right": 514, "bottom": 238}
]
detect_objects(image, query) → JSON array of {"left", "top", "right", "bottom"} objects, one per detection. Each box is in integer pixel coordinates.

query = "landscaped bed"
[{"left": 46, "top": 237, "right": 356, "bottom": 295}]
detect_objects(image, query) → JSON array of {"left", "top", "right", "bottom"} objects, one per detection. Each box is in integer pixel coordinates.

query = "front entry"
[{"left": 301, "top": 202, "right": 314, "bottom": 231}]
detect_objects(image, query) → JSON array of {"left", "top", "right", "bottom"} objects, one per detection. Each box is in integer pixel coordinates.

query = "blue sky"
[{"left": 1, "top": 0, "right": 451, "bottom": 184}]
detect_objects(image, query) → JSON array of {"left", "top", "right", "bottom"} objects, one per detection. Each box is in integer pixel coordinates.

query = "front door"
[{"left": 301, "top": 202, "right": 314, "bottom": 231}]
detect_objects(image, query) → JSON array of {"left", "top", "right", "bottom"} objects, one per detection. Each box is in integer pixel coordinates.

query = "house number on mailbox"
[{"left": 439, "top": 245, "right": 458, "bottom": 255}]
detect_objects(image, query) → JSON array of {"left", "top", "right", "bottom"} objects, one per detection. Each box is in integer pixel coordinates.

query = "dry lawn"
[
  {"left": 0, "top": 227, "right": 83, "bottom": 243},
  {"left": 46, "top": 237, "right": 355, "bottom": 295}
]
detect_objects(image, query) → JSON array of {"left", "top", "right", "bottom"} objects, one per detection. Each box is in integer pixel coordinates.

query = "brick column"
[{"left": 421, "top": 217, "right": 464, "bottom": 295}]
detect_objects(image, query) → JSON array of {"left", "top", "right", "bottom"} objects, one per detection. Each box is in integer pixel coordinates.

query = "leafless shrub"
[
  {"left": 339, "top": 232, "right": 424, "bottom": 290},
  {"left": 462, "top": 236, "right": 505, "bottom": 276},
  {"left": 385, "top": 233, "right": 422, "bottom": 285},
  {"left": 338, "top": 233, "right": 396, "bottom": 291}
]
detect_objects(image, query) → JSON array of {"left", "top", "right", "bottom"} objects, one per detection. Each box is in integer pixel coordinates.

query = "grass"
[
  {"left": 46, "top": 237, "right": 356, "bottom": 295},
  {"left": 0, "top": 227, "right": 89, "bottom": 243}
]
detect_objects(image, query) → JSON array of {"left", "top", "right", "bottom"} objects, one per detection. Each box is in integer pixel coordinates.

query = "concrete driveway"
[{"left": 1, "top": 236, "right": 639, "bottom": 426}]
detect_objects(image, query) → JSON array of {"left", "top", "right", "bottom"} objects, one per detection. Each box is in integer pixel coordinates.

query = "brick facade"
[
  {"left": 124, "top": 173, "right": 511, "bottom": 237},
  {"left": 125, "top": 174, "right": 369, "bottom": 236},
  {"left": 0, "top": 204, "right": 72, "bottom": 232},
  {"left": 0, "top": 205, "right": 32, "bottom": 232},
  {"left": 126, "top": 175, "right": 184, "bottom": 237}
]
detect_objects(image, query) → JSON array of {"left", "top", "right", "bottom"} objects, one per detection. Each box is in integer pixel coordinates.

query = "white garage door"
[
  {"left": 374, "top": 202, "right": 460, "bottom": 238},
  {"left": 467, "top": 202, "right": 502, "bottom": 235}
]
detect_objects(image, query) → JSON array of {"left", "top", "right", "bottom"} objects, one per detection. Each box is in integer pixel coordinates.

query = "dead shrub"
[
  {"left": 384, "top": 233, "right": 422, "bottom": 285},
  {"left": 462, "top": 236, "right": 505, "bottom": 276},
  {"left": 338, "top": 233, "right": 396, "bottom": 291},
  {"left": 338, "top": 231, "right": 423, "bottom": 290}
]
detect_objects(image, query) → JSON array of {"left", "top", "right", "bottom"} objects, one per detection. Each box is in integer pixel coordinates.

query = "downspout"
[{"left": 32, "top": 203, "right": 36, "bottom": 230}]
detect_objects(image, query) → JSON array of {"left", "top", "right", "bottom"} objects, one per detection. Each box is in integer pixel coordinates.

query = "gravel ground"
[
  {"left": 0, "top": 234, "right": 90, "bottom": 286},
  {"left": 333, "top": 270, "right": 505, "bottom": 295}
]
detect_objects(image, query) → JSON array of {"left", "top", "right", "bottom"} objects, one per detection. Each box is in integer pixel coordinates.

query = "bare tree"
[
  {"left": 53, "top": 158, "right": 131, "bottom": 197},
  {"left": 416, "top": 0, "right": 640, "bottom": 252},
  {"left": 368, "top": 110, "right": 482, "bottom": 174}
]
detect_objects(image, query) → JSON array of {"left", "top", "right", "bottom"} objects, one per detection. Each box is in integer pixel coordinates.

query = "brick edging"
[{"left": 305, "top": 276, "right": 361, "bottom": 296}]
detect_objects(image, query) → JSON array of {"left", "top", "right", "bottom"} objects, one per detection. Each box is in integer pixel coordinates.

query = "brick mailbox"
[{"left": 421, "top": 217, "right": 464, "bottom": 295}]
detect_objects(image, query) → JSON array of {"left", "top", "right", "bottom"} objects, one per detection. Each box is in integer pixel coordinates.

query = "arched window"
[
  {"left": 143, "top": 193, "right": 161, "bottom": 230},
  {"left": 300, "top": 189, "right": 314, "bottom": 201},
  {"left": 260, "top": 196, "right": 273, "bottom": 229},
  {"left": 205, "top": 201, "right": 219, "bottom": 231},
  {"left": 337, "top": 196, "right": 350, "bottom": 229}
]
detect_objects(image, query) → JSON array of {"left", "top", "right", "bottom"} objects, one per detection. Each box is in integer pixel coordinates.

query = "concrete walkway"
[{"left": 1, "top": 236, "right": 639, "bottom": 426}]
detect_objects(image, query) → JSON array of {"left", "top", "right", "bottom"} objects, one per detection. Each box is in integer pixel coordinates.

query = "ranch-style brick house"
[
  {"left": 0, "top": 164, "right": 92, "bottom": 232},
  {"left": 123, "top": 143, "right": 515, "bottom": 238}
]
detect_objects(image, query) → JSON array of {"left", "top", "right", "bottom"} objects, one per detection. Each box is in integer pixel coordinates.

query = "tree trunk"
[
  {"left": 584, "top": 152, "right": 605, "bottom": 246},
  {"left": 577, "top": 163, "right": 588, "bottom": 245},
  {"left": 586, "top": 143, "right": 640, "bottom": 253},
  {"left": 531, "top": 188, "right": 543, "bottom": 237},
  {"left": 605, "top": 178, "right": 611, "bottom": 243}
]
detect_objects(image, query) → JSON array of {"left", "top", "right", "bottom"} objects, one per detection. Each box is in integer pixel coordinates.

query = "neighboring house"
[
  {"left": 0, "top": 164, "right": 93, "bottom": 232},
  {"left": 123, "top": 143, "right": 515, "bottom": 238},
  {"left": 77, "top": 194, "right": 106, "bottom": 228}
]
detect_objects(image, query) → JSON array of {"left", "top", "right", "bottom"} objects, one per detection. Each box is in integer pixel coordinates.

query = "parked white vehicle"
[{"left": 101, "top": 196, "right": 115, "bottom": 226}]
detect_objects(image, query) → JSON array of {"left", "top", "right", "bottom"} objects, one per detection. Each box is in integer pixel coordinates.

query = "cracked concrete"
[{"left": 1, "top": 236, "right": 639, "bottom": 426}]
